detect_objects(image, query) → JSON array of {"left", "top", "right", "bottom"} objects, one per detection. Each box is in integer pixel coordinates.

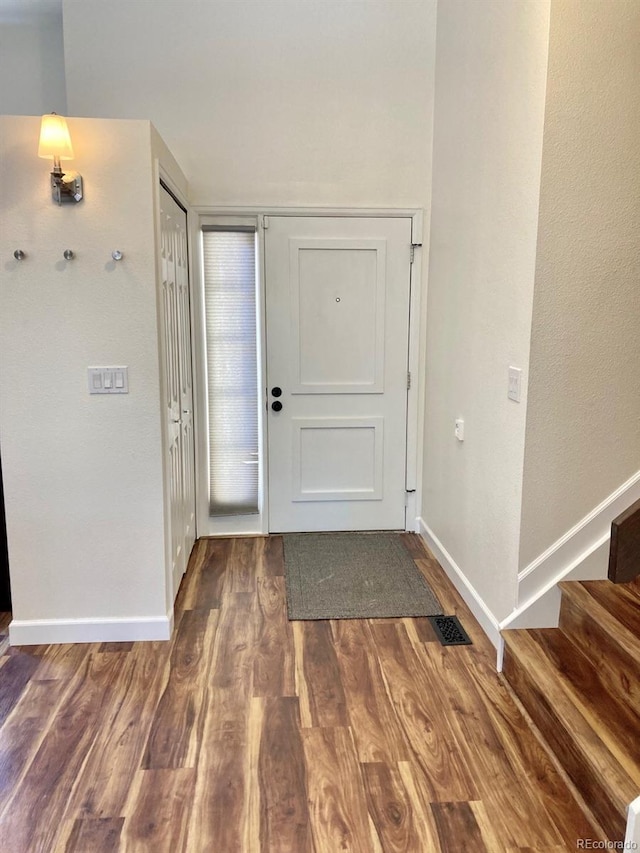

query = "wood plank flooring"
[{"left": 0, "top": 534, "right": 600, "bottom": 852}]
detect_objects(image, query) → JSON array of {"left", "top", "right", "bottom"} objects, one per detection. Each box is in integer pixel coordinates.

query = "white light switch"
[
  {"left": 455, "top": 418, "right": 465, "bottom": 441},
  {"left": 88, "top": 366, "right": 129, "bottom": 394},
  {"left": 508, "top": 366, "right": 522, "bottom": 402}
]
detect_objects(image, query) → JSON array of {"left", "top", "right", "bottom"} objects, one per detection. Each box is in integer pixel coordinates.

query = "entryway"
[{"left": 195, "top": 212, "right": 417, "bottom": 537}]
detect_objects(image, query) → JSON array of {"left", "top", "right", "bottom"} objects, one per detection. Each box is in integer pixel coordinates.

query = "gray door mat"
[{"left": 283, "top": 532, "right": 444, "bottom": 620}]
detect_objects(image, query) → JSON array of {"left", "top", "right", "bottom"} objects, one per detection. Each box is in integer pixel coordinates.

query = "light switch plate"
[
  {"left": 88, "top": 366, "right": 129, "bottom": 394},
  {"left": 508, "top": 366, "right": 522, "bottom": 402}
]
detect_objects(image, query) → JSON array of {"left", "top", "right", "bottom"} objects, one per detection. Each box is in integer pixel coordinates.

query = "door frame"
[{"left": 191, "top": 207, "right": 426, "bottom": 537}]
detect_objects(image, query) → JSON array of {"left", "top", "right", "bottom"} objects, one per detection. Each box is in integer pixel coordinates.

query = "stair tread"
[
  {"left": 530, "top": 628, "right": 640, "bottom": 776},
  {"left": 503, "top": 629, "right": 640, "bottom": 813},
  {"left": 580, "top": 581, "right": 640, "bottom": 638},
  {"left": 558, "top": 581, "right": 640, "bottom": 674},
  {"left": 559, "top": 586, "right": 640, "bottom": 717}
]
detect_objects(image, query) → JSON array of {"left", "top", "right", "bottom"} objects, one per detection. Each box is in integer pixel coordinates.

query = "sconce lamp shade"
[{"left": 38, "top": 113, "right": 74, "bottom": 160}]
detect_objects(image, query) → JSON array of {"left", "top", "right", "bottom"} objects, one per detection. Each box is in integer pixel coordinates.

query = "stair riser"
[
  {"left": 503, "top": 643, "right": 627, "bottom": 841},
  {"left": 559, "top": 595, "right": 640, "bottom": 718}
]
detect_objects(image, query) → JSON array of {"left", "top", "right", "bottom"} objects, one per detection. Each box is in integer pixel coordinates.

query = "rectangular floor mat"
[{"left": 283, "top": 532, "right": 444, "bottom": 620}]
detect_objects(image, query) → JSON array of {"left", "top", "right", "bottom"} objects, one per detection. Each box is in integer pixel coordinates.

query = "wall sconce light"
[{"left": 38, "top": 113, "right": 83, "bottom": 205}]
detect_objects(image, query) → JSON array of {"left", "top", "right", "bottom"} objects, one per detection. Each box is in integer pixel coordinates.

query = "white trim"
[
  {"left": 500, "top": 585, "right": 562, "bottom": 634},
  {"left": 190, "top": 210, "right": 212, "bottom": 538},
  {"left": 409, "top": 210, "right": 428, "bottom": 534},
  {"left": 202, "top": 515, "right": 265, "bottom": 537},
  {"left": 502, "top": 539, "right": 610, "bottom": 633},
  {"left": 9, "top": 612, "right": 174, "bottom": 646},
  {"left": 517, "top": 468, "right": 640, "bottom": 604},
  {"left": 626, "top": 795, "right": 640, "bottom": 847},
  {"left": 157, "top": 165, "right": 188, "bottom": 212},
  {"left": 192, "top": 214, "right": 269, "bottom": 538},
  {"left": 193, "top": 205, "right": 423, "bottom": 219},
  {"left": 417, "top": 517, "right": 502, "bottom": 653},
  {"left": 405, "top": 211, "right": 424, "bottom": 500}
]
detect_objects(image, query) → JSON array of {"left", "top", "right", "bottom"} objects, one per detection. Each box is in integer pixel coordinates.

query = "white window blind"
[{"left": 202, "top": 227, "right": 259, "bottom": 516}]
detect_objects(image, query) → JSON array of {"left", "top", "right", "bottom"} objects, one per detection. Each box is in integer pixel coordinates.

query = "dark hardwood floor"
[{"left": 0, "top": 535, "right": 600, "bottom": 851}]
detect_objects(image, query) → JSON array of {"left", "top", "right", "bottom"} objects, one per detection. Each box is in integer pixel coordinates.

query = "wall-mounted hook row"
[{"left": 11, "top": 250, "right": 125, "bottom": 261}]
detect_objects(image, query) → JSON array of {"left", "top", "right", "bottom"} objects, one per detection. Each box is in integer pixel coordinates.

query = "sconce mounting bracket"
[{"left": 50, "top": 170, "right": 83, "bottom": 205}]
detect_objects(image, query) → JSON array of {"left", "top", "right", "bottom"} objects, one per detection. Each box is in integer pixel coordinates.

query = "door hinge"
[
  {"left": 407, "top": 370, "right": 412, "bottom": 390},
  {"left": 263, "top": 215, "right": 269, "bottom": 229},
  {"left": 410, "top": 242, "right": 422, "bottom": 264}
]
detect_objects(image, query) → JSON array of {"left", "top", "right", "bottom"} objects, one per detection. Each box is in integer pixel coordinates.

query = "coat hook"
[
  {"left": 63, "top": 249, "right": 75, "bottom": 260},
  {"left": 13, "top": 250, "right": 26, "bottom": 260},
  {"left": 111, "top": 250, "right": 123, "bottom": 261}
]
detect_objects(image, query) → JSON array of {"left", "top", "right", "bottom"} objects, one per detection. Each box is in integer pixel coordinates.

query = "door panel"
[
  {"left": 265, "top": 216, "right": 411, "bottom": 533},
  {"left": 160, "top": 185, "right": 196, "bottom": 596},
  {"left": 290, "top": 239, "right": 386, "bottom": 393},
  {"left": 292, "top": 416, "right": 384, "bottom": 501}
]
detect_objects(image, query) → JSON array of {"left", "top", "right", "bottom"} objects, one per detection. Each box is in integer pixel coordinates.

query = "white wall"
[
  {"left": 519, "top": 0, "right": 640, "bottom": 568},
  {"left": 0, "top": 115, "right": 179, "bottom": 641},
  {"left": 0, "top": 5, "right": 66, "bottom": 115},
  {"left": 62, "top": 0, "right": 436, "bottom": 209},
  {"left": 421, "top": 0, "right": 550, "bottom": 622}
]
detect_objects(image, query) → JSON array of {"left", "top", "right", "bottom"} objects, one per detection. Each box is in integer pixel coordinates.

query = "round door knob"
[
  {"left": 271, "top": 386, "right": 282, "bottom": 397},
  {"left": 271, "top": 401, "right": 283, "bottom": 412}
]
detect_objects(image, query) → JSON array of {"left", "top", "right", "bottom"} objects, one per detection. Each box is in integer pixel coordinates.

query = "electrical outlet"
[
  {"left": 455, "top": 418, "right": 464, "bottom": 441},
  {"left": 508, "top": 366, "right": 522, "bottom": 402}
]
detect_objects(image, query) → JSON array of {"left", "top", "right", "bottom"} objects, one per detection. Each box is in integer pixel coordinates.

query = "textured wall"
[
  {"left": 0, "top": 8, "right": 67, "bottom": 115},
  {"left": 0, "top": 116, "right": 168, "bottom": 624},
  {"left": 422, "top": 0, "right": 550, "bottom": 620},
  {"left": 62, "top": 0, "right": 436, "bottom": 209},
  {"left": 519, "top": 0, "right": 640, "bottom": 568}
]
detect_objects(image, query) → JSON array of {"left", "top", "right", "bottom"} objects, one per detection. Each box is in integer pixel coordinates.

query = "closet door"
[{"left": 159, "top": 184, "right": 196, "bottom": 597}]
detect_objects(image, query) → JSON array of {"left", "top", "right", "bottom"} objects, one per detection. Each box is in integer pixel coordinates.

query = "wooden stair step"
[
  {"left": 502, "top": 628, "right": 639, "bottom": 841},
  {"left": 559, "top": 581, "right": 640, "bottom": 716},
  {"left": 530, "top": 628, "right": 640, "bottom": 776},
  {"left": 574, "top": 579, "right": 640, "bottom": 639}
]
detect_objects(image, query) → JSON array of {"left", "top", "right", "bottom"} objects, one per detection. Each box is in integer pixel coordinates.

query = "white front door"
[
  {"left": 160, "top": 184, "right": 196, "bottom": 595},
  {"left": 265, "top": 216, "right": 412, "bottom": 532}
]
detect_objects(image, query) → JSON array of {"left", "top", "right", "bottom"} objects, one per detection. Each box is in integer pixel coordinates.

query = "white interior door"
[
  {"left": 160, "top": 184, "right": 196, "bottom": 595},
  {"left": 265, "top": 216, "right": 412, "bottom": 532}
]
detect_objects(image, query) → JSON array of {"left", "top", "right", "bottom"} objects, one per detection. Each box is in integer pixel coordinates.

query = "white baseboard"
[
  {"left": 626, "top": 795, "right": 640, "bottom": 846},
  {"left": 9, "top": 612, "right": 174, "bottom": 646},
  {"left": 502, "top": 539, "right": 611, "bottom": 634},
  {"left": 501, "top": 586, "right": 563, "bottom": 632},
  {"left": 517, "top": 468, "right": 640, "bottom": 605},
  {"left": 417, "top": 518, "right": 502, "bottom": 655}
]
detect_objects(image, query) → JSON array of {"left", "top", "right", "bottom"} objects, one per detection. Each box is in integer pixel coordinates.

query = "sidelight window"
[{"left": 202, "top": 226, "right": 259, "bottom": 516}]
